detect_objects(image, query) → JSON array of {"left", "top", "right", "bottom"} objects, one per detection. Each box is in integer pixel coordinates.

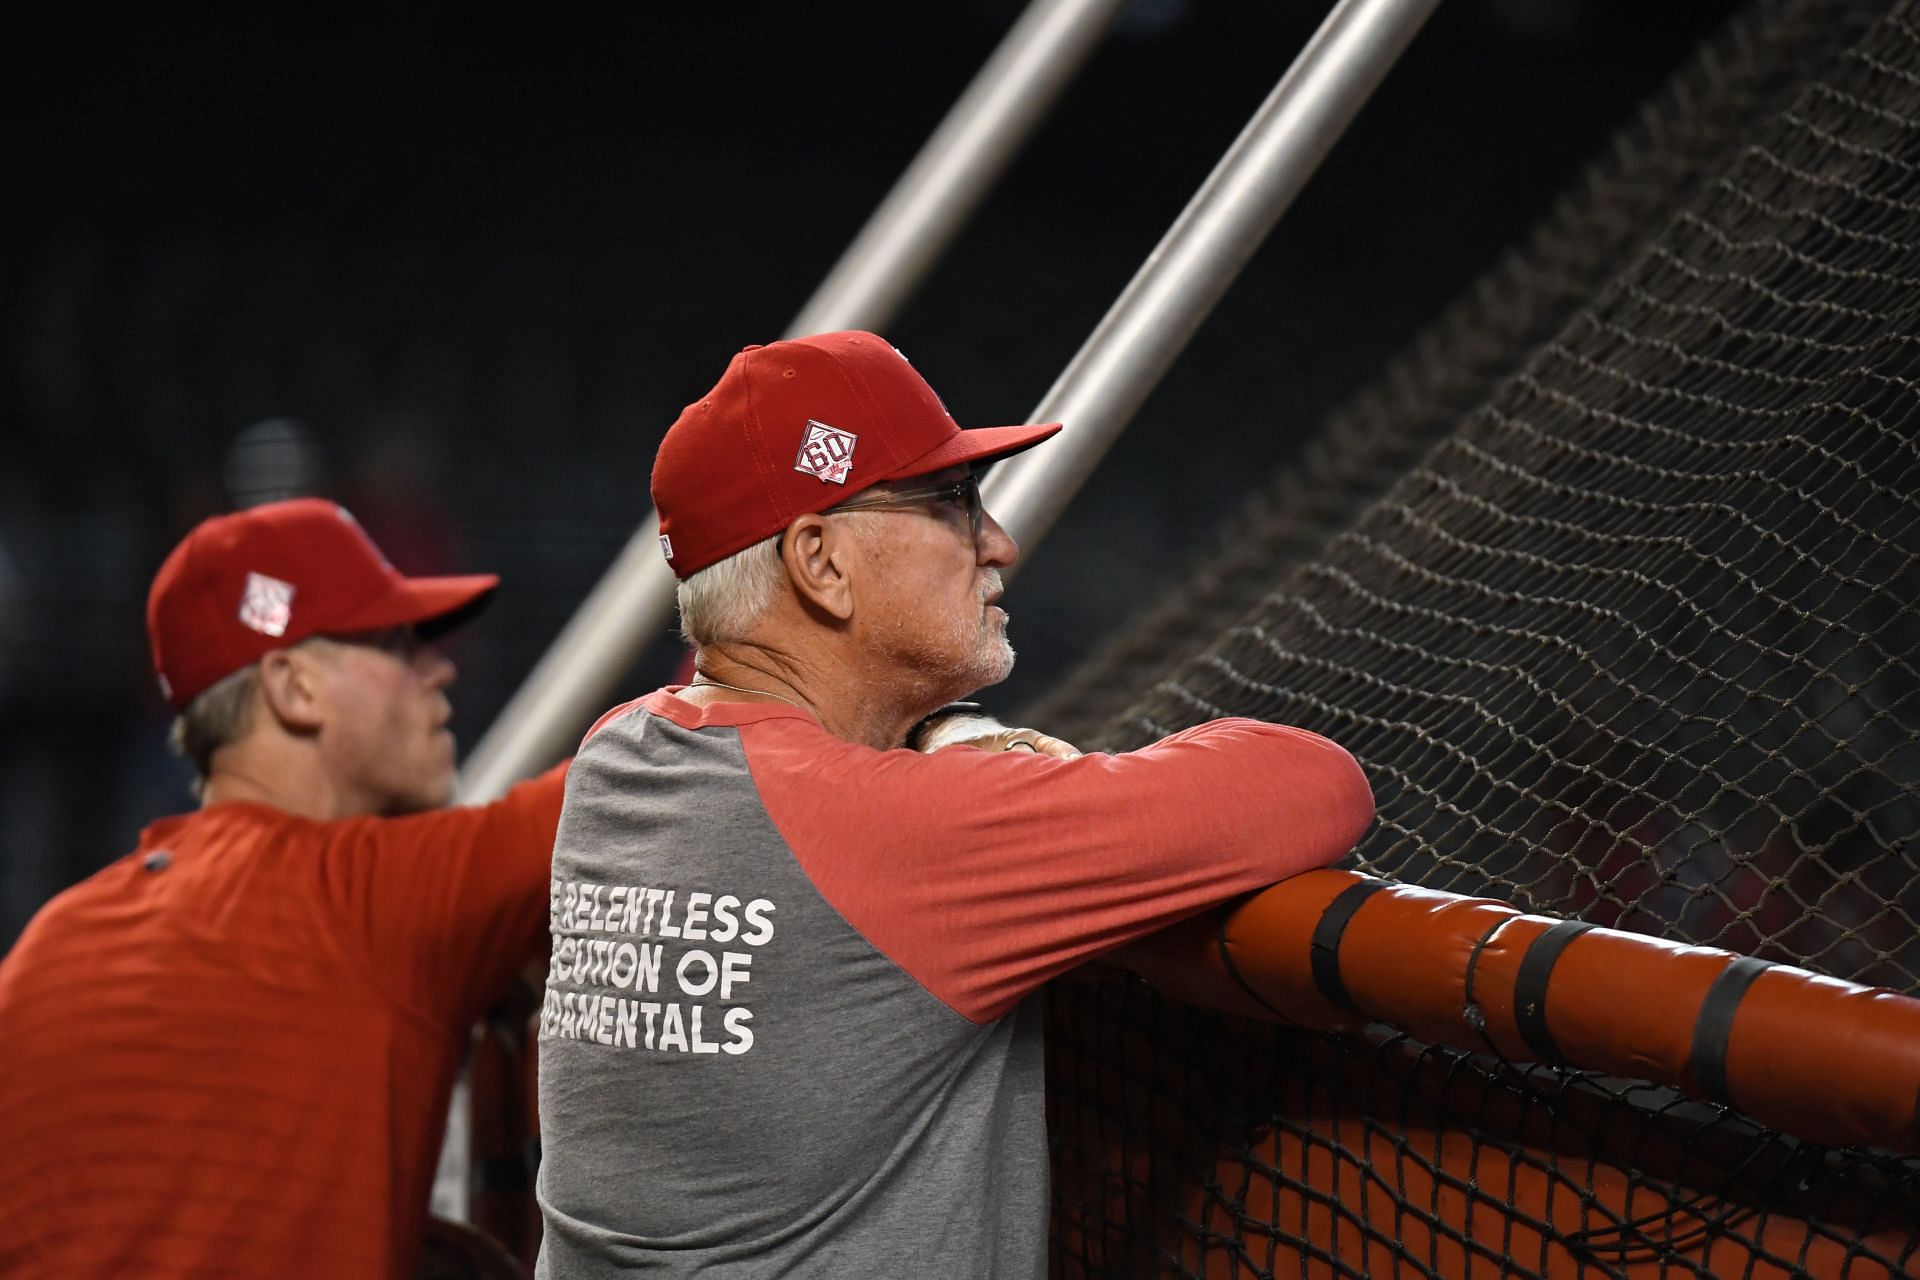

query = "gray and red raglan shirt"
[{"left": 534, "top": 688, "right": 1373, "bottom": 1279}]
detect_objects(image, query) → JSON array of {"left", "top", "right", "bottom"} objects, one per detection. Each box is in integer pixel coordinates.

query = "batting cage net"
[{"left": 1034, "top": 0, "right": 1920, "bottom": 1275}]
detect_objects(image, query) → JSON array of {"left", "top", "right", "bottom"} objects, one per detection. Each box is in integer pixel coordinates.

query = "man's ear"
[
  {"left": 781, "top": 514, "right": 856, "bottom": 622},
  {"left": 257, "top": 646, "right": 329, "bottom": 734}
]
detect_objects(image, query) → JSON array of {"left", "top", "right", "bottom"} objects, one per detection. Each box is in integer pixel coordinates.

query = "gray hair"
[
  {"left": 168, "top": 663, "right": 261, "bottom": 794},
  {"left": 676, "top": 532, "right": 786, "bottom": 647}
]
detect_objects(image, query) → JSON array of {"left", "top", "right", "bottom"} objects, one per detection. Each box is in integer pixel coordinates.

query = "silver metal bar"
[
  {"left": 456, "top": 509, "right": 666, "bottom": 803},
  {"left": 456, "top": 0, "right": 1124, "bottom": 803},
  {"left": 982, "top": 0, "right": 1442, "bottom": 561}
]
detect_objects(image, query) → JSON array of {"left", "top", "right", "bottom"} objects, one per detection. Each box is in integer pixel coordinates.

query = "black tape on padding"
[
  {"left": 1513, "top": 920, "right": 1596, "bottom": 1065},
  {"left": 1309, "top": 878, "right": 1390, "bottom": 1012},
  {"left": 1690, "top": 955, "right": 1770, "bottom": 1107}
]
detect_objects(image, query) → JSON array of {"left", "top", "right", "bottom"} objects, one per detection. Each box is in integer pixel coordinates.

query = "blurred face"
[
  {"left": 308, "top": 627, "right": 458, "bottom": 815},
  {"left": 836, "top": 467, "right": 1021, "bottom": 701}
]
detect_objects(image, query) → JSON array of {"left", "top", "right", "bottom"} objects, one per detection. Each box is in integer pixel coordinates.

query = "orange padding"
[{"left": 1131, "top": 869, "right": 1920, "bottom": 1153}]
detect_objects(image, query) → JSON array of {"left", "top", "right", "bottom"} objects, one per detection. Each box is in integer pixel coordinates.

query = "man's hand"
[{"left": 910, "top": 707, "right": 1083, "bottom": 759}]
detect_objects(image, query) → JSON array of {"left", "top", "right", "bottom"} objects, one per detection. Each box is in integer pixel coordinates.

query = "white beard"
[
  {"left": 881, "top": 569, "right": 1015, "bottom": 698},
  {"left": 953, "top": 569, "right": 1014, "bottom": 692}
]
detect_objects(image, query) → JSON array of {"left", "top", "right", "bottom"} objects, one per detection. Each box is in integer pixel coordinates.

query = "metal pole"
[
  {"left": 457, "top": 0, "right": 1124, "bottom": 803},
  {"left": 982, "top": 0, "right": 1441, "bottom": 561},
  {"left": 456, "top": 508, "right": 668, "bottom": 804}
]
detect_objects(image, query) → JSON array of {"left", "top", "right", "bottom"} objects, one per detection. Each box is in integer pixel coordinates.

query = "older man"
[
  {"left": 0, "top": 499, "right": 567, "bottom": 1278},
  {"left": 533, "top": 331, "right": 1375, "bottom": 1278}
]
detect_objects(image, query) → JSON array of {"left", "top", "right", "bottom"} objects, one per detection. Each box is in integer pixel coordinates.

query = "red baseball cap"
[
  {"left": 651, "top": 331, "right": 1061, "bottom": 577},
  {"left": 146, "top": 498, "right": 499, "bottom": 709}
]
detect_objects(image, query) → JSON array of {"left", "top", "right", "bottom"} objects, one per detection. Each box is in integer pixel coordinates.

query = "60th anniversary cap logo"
[{"left": 794, "top": 420, "right": 857, "bottom": 485}]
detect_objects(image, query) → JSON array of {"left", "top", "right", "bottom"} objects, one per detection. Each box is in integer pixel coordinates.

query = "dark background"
[{"left": 1, "top": 0, "right": 1739, "bottom": 942}]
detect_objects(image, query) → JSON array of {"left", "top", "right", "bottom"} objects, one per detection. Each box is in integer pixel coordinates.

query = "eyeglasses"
[{"left": 826, "top": 474, "right": 984, "bottom": 543}]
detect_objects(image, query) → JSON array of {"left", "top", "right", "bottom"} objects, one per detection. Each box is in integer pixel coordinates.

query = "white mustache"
[{"left": 979, "top": 570, "right": 1004, "bottom": 605}]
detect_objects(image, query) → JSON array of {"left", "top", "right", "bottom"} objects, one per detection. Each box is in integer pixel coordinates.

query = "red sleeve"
[
  {"left": 320, "top": 762, "right": 570, "bottom": 1029},
  {"left": 742, "top": 718, "right": 1372, "bottom": 1023}
]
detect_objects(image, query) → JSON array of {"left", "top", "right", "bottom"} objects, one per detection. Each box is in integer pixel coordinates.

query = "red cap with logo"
[
  {"left": 146, "top": 498, "right": 499, "bottom": 710},
  {"left": 651, "top": 331, "right": 1061, "bottom": 578}
]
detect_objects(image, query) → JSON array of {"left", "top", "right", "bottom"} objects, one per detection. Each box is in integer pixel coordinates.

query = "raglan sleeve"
[
  {"left": 747, "top": 717, "right": 1372, "bottom": 1023},
  {"left": 322, "top": 761, "right": 571, "bottom": 1029}
]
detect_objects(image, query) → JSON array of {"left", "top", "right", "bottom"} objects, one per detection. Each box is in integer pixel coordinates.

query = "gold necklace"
[{"left": 688, "top": 676, "right": 809, "bottom": 714}]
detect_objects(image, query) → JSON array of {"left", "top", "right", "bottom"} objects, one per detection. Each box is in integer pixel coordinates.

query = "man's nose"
[
  {"left": 417, "top": 646, "right": 457, "bottom": 690},
  {"left": 977, "top": 508, "right": 1018, "bottom": 569}
]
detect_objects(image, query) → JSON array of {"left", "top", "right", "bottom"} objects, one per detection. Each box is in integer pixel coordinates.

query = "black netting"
[
  {"left": 1049, "top": 985, "right": 1919, "bottom": 1279},
  {"left": 1042, "top": 2, "right": 1920, "bottom": 1275},
  {"left": 1023, "top": 0, "right": 1870, "bottom": 749}
]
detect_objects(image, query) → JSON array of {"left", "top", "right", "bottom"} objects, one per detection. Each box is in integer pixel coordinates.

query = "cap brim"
[
  {"left": 899, "top": 421, "right": 1062, "bottom": 478},
  {"left": 334, "top": 574, "right": 500, "bottom": 639}
]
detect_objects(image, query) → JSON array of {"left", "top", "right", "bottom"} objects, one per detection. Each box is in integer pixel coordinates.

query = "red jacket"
[{"left": 0, "top": 765, "right": 567, "bottom": 1279}]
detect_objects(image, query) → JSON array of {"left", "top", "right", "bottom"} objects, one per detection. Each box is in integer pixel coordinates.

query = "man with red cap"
[
  {"left": 0, "top": 499, "right": 567, "bottom": 1277},
  {"left": 533, "top": 332, "right": 1375, "bottom": 1278}
]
